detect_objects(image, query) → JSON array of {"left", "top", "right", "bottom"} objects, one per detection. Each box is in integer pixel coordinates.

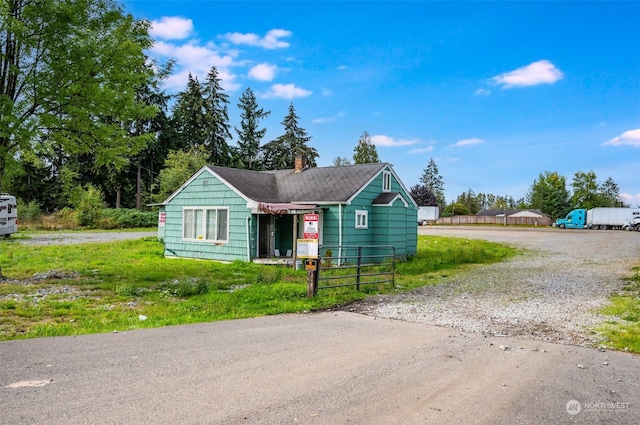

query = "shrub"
[
  {"left": 17, "top": 200, "right": 43, "bottom": 223},
  {"left": 73, "top": 185, "right": 105, "bottom": 227},
  {"left": 98, "top": 209, "right": 157, "bottom": 229}
]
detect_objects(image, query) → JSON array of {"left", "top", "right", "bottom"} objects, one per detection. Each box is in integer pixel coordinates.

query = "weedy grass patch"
[
  {"left": 0, "top": 234, "right": 516, "bottom": 340},
  {"left": 598, "top": 267, "right": 640, "bottom": 353}
]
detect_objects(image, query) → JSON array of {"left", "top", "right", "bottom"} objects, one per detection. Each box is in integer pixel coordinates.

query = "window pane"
[
  {"left": 206, "top": 210, "right": 217, "bottom": 240},
  {"left": 217, "top": 209, "right": 228, "bottom": 240},
  {"left": 194, "top": 210, "right": 204, "bottom": 239},
  {"left": 183, "top": 210, "right": 194, "bottom": 238}
]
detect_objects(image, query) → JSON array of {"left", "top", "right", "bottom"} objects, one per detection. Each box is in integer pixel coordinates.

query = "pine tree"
[
  {"left": 262, "top": 103, "right": 318, "bottom": 170},
  {"left": 172, "top": 73, "right": 207, "bottom": 149},
  {"left": 599, "top": 177, "right": 623, "bottom": 207},
  {"left": 235, "top": 88, "right": 270, "bottom": 170},
  {"left": 420, "top": 158, "right": 445, "bottom": 208},
  {"left": 203, "top": 67, "right": 232, "bottom": 166},
  {"left": 353, "top": 131, "right": 380, "bottom": 164}
]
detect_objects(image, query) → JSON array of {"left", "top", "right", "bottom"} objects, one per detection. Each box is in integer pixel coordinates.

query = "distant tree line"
[{"left": 410, "top": 159, "right": 626, "bottom": 219}]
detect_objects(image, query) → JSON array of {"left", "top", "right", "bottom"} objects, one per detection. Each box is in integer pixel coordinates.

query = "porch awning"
[{"left": 258, "top": 202, "right": 317, "bottom": 215}]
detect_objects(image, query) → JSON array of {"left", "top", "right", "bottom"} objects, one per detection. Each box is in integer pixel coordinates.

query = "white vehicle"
[
  {"left": 418, "top": 206, "right": 439, "bottom": 225},
  {"left": 623, "top": 216, "right": 640, "bottom": 232},
  {"left": 0, "top": 194, "right": 18, "bottom": 237},
  {"left": 587, "top": 207, "right": 640, "bottom": 230}
]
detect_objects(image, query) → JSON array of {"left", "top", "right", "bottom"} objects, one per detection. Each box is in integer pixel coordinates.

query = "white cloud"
[
  {"left": 150, "top": 17, "right": 194, "bottom": 40},
  {"left": 407, "top": 146, "right": 434, "bottom": 154},
  {"left": 453, "top": 138, "right": 484, "bottom": 147},
  {"left": 603, "top": 129, "right": 640, "bottom": 147},
  {"left": 261, "top": 83, "right": 312, "bottom": 99},
  {"left": 475, "top": 88, "right": 490, "bottom": 96},
  {"left": 371, "top": 135, "right": 420, "bottom": 147},
  {"left": 249, "top": 63, "right": 277, "bottom": 81},
  {"left": 312, "top": 112, "right": 345, "bottom": 124},
  {"left": 492, "top": 60, "right": 563, "bottom": 88},
  {"left": 224, "top": 29, "right": 292, "bottom": 49},
  {"left": 150, "top": 41, "right": 240, "bottom": 92}
]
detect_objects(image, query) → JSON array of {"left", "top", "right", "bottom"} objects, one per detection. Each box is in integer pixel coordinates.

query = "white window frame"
[
  {"left": 382, "top": 171, "right": 391, "bottom": 192},
  {"left": 182, "top": 207, "right": 229, "bottom": 243},
  {"left": 355, "top": 210, "right": 368, "bottom": 229}
]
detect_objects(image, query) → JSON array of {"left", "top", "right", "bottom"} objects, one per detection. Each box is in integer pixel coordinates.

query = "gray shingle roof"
[{"left": 207, "top": 163, "right": 389, "bottom": 203}]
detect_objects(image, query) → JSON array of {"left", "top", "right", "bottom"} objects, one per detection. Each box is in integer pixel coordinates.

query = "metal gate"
[{"left": 316, "top": 245, "right": 395, "bottom": 292}]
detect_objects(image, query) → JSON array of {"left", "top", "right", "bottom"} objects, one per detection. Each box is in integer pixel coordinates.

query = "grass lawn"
[
  {"left": 598, "top": 267, "right": 640, "bottom": 353},
  {"left": 0, "top": 234, "right": 516, "bottom": 340}
]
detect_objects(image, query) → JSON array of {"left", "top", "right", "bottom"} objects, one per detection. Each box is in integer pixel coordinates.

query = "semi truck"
[
  {"left": 553, "top": 207, "right": 640, "bottom": 230},
  {"left": 0, "top": 194, "right": 18, "bottom": 237},
  {"left": 418, "top": 206, "right": 439, "bottom": 225}
]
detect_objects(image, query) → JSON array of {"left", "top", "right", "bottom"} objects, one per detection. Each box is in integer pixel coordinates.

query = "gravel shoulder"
[
  {"left": 13, "top": 231, "right": 157, "bottom": 245},
  {"left": 346, "top": 226, "right": 640, "bottom": 347}
]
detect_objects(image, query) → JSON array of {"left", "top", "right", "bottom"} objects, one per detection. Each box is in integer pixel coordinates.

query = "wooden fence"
[{"left": 433, "top": 215, "right": 553, "bottom": 226}]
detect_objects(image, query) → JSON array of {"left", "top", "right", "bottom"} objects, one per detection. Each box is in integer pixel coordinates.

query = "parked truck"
[
  {"left": 418, "top": 206, "right": 439, "bottom": 225},
  {"left": 0, "top": 194, "right": 18, "bottom": 237},
  {"left": 553, "top": 207, "right": 640, "bottom": 230}
]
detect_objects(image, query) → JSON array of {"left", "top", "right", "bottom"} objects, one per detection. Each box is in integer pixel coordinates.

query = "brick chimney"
[{"left": 294, "top": 155, "right": 306, "bottom": 173}]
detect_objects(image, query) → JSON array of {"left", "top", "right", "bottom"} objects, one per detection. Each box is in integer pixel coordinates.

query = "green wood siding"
[
  {"left": 337, "top": 168, "right": 418, "bottom": 259},
  {"left": 161, "top": 165, "right": 416, "bottom": 263},
  {"left": 163, "top": 171, "right": 253, "bottom": 261}
]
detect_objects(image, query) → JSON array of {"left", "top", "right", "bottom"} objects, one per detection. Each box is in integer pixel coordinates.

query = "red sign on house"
[{"left": 303, "top": 214, "right": 319, "bottom": 239}]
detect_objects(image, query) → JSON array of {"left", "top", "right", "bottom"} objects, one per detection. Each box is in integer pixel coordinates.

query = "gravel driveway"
[{"left": 347, "top": 226, "right": 640, "bottom": 347}]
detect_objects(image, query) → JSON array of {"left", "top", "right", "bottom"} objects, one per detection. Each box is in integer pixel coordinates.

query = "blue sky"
[{"left": 122, "top": 1, "right": 640, "bottom": 206}]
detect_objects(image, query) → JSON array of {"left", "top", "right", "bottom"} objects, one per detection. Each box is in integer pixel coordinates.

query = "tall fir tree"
[
  {"left": 599, "top": 177, "right": 623, "bottom": 207},
  {"left": 420, "top": 158, "right": 445, "bottom": 208},
  {"left": 261, "top": 103, "right": 318, "bottom": 170},
  {"left": 352, "top": 131, "right": 380, "bottom": 164},
  {"left": 202, "top": 67, "right": 232, "bottom": 166},
  {"left": 235, "top": 88, "right": 270, "bottom": 170},
  {"left": 172, "top": 73, "right": 207, "bottom": 149}
]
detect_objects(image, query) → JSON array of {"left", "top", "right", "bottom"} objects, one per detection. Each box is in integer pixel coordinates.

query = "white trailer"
[
  {"left": 587, "top": 207, "right": 640, "bottom": 230},
  {"left": 0, "top": 194, "right": 18, "bottom": 237},
  {"left": 418, "top": 206, "right": 439, "bottom": 225}
]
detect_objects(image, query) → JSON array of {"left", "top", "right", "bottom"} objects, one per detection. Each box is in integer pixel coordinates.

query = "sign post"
[{"left": 300, "top": 214, "right": 320, "bottom": 297}]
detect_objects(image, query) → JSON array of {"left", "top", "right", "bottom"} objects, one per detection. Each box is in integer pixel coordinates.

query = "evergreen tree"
[
  {"left": 352, "top": 131, "right": 380, "bottom": 164},
  {"left": 333, "top": 156, "right": 352, "bottom": 166},
  {"left": 235, "top": 88, "right": 270, "bottom": 170},
  {"left": 202, "top": 67, "right": 232, "bottom": 166},
  {"left": 456, "top": 188, "right": 482, "bottom": 214},
  {"left": 525, "top": 171, "right": 571, "bottom": 218},
  {"left": 420, "top": 158, "right": 445, "bottom": 208},
  {"left": 172, "top": 73, "right": 208, "bottom": 149},
  {"left": 262, "top": 103, "right": 318, "bottom": 170},
  {"left": 599, "top": 177, "right": 623, "bottom": 207}
]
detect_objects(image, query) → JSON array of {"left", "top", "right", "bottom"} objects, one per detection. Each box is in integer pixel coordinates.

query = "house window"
[
  {"left": 183, "top": 207, "right": 229, "bottom": 242},
  {"left": 355, "top": 210, "right": 368, "bottom": 229},
  {"left": 382, "top": 171, "right": 391, "bottom": 192}
]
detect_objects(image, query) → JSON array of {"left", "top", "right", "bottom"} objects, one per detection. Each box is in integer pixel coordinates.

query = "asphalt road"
[{"left": 1, "top": 227, "right": 639, "bottom": 424}]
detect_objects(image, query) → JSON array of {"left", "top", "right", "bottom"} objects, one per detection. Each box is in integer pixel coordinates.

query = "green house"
[{"left": 157, "top": 161, "right": 417, "bottom": 264}]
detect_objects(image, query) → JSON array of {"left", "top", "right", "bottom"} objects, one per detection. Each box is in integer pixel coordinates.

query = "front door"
[{"left": 258, "top": 215, "right": 275, "bottom": 257}]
